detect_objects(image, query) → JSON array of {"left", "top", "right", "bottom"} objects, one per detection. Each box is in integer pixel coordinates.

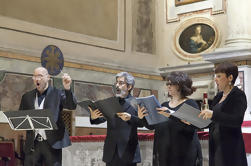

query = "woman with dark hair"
[
  {"left": 138, "top": 71, "right": 202, "bottom": 166},
  {"left": 199, "top": 62, "right": 247, "bottom": 166}
]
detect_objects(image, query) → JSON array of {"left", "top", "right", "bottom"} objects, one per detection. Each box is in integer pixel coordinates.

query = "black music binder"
[{"left": 78, "top": 97, "right": 124, "bottom": 119}]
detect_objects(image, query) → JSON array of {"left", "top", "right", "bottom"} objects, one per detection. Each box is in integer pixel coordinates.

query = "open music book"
[
  {"left": 171, "top": 103, "right": 211, "bottom": 128},
  {"left": 78, "top": 97, "right": 124, "bottom": 119},
  {"left": 136, "top": 95, "right": 168, "bottom": 125}
]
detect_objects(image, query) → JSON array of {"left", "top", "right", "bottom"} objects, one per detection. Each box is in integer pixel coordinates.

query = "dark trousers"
[
  {"left": 24, "top": 140, "right": 62, "bottom": 166},
  {"left": 106, "top": 147, "right": 137, "bottom": 166}
]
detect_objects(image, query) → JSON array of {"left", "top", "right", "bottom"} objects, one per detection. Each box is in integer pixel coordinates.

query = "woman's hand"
[
  {"left": 117, "top": 112, "right": 131, "bottom": 121},
  {"left": 156, "top": 107, "right": 170, "bottom": 118},
  {"left": 89, "top": 107, "right": 103, "bottom": 120},
  {"left": 137, "top": 105, "right": 148, "bottom": 119},
  {"left": 198, "top": 109, "right": 213, "bottom": 120},
  {"left": 181, "top": 120, "right": 191, "bottom": 125}
]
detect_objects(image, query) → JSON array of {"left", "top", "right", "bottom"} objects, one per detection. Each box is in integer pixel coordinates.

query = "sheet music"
[
  {"left": 171, "top": 103, "right": 211, "bottom": 128},
  {"left": 0, "top": 111, "right": 8, "bottom": 123}
]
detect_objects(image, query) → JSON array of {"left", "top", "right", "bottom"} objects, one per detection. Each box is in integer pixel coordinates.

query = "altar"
[
  {"left": 62, "top": 131, "right": 251, "bottom": 166},
  {"left": 63, "top": 133, "right": 154, "bottom": 166}
]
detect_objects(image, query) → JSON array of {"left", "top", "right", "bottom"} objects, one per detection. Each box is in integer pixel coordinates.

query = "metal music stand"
[{"left": 3, "top": 109, "right": 58, "bottom": 131}]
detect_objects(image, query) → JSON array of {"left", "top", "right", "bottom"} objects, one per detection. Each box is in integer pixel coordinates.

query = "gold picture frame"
[
  {"left": 175, "top": 0, "right": 206, "bottom": 6},
  {"left": 173, "top": 17, "right": 220, "bottom": 61}
]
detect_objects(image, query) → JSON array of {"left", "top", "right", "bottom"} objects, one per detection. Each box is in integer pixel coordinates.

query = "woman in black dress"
[
  {"left": 138, "top": 71, "right": 202, "bottom": 166},
  {"left": 199, "top": 62, "right": 247, "bottom": 166}
]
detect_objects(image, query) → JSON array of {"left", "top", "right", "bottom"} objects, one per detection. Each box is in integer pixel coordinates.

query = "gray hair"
[{"left": 116, "top": 72, "right": 135, "bottom": 90}]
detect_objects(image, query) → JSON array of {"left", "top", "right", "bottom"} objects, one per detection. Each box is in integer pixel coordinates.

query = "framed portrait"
[
  {"left": 173, "top": 17, "right": 220, "bottom": 61},
  {"left": 175, "top": 0, "right": 206, "bottom": 6}
]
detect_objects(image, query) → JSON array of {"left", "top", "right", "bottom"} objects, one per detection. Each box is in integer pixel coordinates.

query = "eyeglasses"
[
  {"left": 32, "top": 74, "right": 46, "bottom": 80},
  {"left": 166, "top": 82, "right": 176, "bottom": 86},
  {"left": 114, "top": 81, "right": 127, "bottom": 86}
]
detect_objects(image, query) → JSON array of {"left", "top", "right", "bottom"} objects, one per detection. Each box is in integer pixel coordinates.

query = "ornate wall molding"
[
  {"left": 166, "top": 0, "right": 226, "bottom": 23},
  {"left": 0, "top": 0, "right": 125, "bottom": 51},
  {"left": 0, "top": 50, "right": 162, "bottom": 80}
]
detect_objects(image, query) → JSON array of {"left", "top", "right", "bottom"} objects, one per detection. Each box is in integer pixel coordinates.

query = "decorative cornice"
[
  {"left": 159, "top": 62, "right": 214, "bottom": 77},
  {"left": 0, "top": 50, "right": 162, "bottom": 80},
  {"left": 202, "top": 47, "right": 251, "bottom": 63},
  {"left": 167, "top": 0, "right": 226, "bottom": 23}
]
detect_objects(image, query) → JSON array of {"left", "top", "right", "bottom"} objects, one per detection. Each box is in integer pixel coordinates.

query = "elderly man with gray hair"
[
  {"left": 89, "top": 71, "right": 144, "bottom": 166},
  {"left": 114, "top": 72, "right": 138, "bottom": 109}
]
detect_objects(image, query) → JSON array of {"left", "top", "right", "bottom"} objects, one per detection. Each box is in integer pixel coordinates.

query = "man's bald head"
[
  {"left": 34, "top": 67, "right": 49, "bottom": 76},
  {"left": 33, "top": 67, "right": 50, "bottom": 94}
]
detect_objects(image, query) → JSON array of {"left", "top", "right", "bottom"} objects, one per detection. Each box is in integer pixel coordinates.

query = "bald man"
[{"left": 19, "top": 67, "right": 77, "bottom": 166}]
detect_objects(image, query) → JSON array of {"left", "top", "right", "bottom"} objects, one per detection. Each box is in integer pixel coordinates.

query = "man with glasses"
[
  {"left": 89, "top": 72, "right": 143, "bottom": 166},
  {"left": 114, "top": 72, "right": 138, "bottom": 109},
  {"left": 19, "top": 67, "right": 77, "bottom": 166}
]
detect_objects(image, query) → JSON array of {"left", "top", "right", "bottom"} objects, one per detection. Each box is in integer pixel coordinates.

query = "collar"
[
  {"left": 36, "top": 87, "right": 48, "bottom": 97},
  {"left": 118, "top": 97, "right": 126, "bottom": 105}
]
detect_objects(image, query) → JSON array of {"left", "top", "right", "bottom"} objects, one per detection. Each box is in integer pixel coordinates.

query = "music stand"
[{"left": 3, "top": 109, "right": 57, "bottom": 131}]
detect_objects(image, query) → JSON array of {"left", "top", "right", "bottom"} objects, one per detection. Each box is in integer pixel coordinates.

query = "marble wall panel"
[
  {"left": 0, "top": 72, "right": 34, "bottom": 111},
  {"left": 0, "top": 0, "right": 118, "bottom": 40},
  {"left": 74, "top": 81, "right": 114, "bottom": 116},
  {"left": 132, "top": 0, "right": 156, "bottom": 54}
]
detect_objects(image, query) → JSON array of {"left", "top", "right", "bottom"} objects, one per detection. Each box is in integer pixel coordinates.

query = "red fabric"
[
  {"left": 71, "top": 132, "right": 251, "bottom": 153},
  {"left": 243, "top": 133, "right": 251, "bottom": 153},
  {"left": 70, "top": 132, "right": 206, "bottom": 142},
  {"left": 70, "top": 135, "right": 107, "bottom": 142},
  {"left": 197, "top": 131, "right": 209, "bottom": 140},
  {"left": 0, "top": 142, "right": 15, "bottom": 166},
  {"left": 137, "top": 133, "right": 154, "bottom": 140},
  {"left": 70, "top": 133, "right": 154, "bottom": 142},
  {"left": 242, "top": 121, "right": 251, "bottom": 127}
]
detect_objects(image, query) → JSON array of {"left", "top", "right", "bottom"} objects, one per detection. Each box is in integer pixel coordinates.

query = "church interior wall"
[{"left": 0, "top": 0, "right": 236, "bottom": 155}]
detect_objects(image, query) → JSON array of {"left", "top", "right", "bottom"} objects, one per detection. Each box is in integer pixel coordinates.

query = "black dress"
[
  {"left": 209, "top": 86, "right": 247, "bottom": 166},
  {"left": 147, "top": 99, "right": 201, "bottom": 166}
]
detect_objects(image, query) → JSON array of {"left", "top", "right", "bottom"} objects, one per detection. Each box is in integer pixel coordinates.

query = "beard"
[{"left": 115, "top": 89, "right": 127, "bottom": 98}]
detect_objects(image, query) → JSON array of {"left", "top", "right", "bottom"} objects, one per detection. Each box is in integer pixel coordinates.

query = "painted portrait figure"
[
  {"left": 189, "top": 25, "right": 208, "bottom": 53},
  {"left": 179, "top": 23, "right": 215, "bottom": 54}
]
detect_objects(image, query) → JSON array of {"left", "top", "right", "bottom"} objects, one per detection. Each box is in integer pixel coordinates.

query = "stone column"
[
  {"left": 202, "top": 0, "right": 251, "bottom": 121},
  {"left": 225, "top": 0, "right": 251, "bottom": 47}
]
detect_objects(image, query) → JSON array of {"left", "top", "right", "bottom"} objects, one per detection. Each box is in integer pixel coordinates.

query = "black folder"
[
  {"left": 78, "top": 97, "right": 124, "bottom": 119},
  {"left": 78, "top": 100, "right": 98, "bottom": 111}
]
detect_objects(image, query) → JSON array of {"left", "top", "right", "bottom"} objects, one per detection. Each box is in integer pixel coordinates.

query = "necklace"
[
  {"left": 223, "top": 86, "right": 233, "bottom": 97},
  {"left": 170, "top": 98, "right": 186, "bottom": 107}
]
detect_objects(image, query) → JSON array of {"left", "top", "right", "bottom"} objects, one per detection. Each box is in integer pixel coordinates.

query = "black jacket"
[
  {"left": 19, "top": 86, "right": 77, "bottom": 153},
  {"left": 90, "top": 99, "right": 141, "bottom": 163},
  {"left": 209, "top": 86, "right": 247, "bottom": 166}
]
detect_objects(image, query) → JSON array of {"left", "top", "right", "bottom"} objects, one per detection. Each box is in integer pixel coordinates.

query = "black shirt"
[{"left": 36, "top": 88, "right": 48, "bottom": 106}]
